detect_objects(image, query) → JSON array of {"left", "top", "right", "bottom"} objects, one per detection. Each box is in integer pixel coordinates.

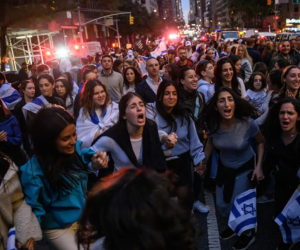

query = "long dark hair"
[
  {"left": 38, "top": 74, "right": 54, "bottom": 85},
  {"left": 62, "top": 71, "right": 74, "bottom": 89},
  {"left": 123, "top": 66, "right": 143, "bottom": 90},
  {"left": 214, "top": 57, "right": 241, "bottom": 96},
  {"left": 55, "top": 78, "right": 73, "bottom": 109},
  {"left": 113, "top": 59, "right": 122, "bottom": 73},
  {"left": 205, "top": 86, "right": 256, "bottom": 134},
  {"left": 156, "top": 79, "right": 190, "bottom": 133},
  {"left": 77, "top": 168, "right": 195, "bottom": 250},
  {"left": 116, "top": 92, "right": 147, "bottom": 127},
  {"left": 30, "top": 107, "right": 86, "bottom": 193},
  {"left": 264, "top": 98, "right": 300, "bottom": 142}
]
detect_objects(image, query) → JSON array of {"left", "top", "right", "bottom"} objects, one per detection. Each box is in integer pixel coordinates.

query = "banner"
[{"left": 134, "top": 35, "right": 147, "bottom": 55}]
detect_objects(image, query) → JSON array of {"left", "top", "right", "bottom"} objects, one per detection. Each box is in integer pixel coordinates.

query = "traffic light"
[
  {"left": 129, "top": 15, "right": 134, "bottom": 25},
  {"left": 267, "top": 0, "right": 271, "bottom": 5}
]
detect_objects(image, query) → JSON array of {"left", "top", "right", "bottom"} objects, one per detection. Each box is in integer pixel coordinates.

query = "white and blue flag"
[
  {"left": 152, "top": 38, "right": 167, "bottom": 57},
  {"left": 0, "top": 83, "right": 21, "bottom": 110},
  {"left": 228, "top": 189, "right": 257, "bottom": 236},
  {"left": 6, "top": 227, "right": 16, "bottom": 250},
  {"left": 275, "top": 188, "right": 300, "bottom": 244}
]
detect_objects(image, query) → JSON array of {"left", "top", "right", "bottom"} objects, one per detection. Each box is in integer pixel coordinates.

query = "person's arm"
[
  {"left": 6, "top": 116, "right": 22, "bottom": 146},
  {"left": 20, "top": 165, "right": 47, "bottom": 225},
  {"left": 251, "top": 130, "right": 265, "bottom": 181},
  {"left": 188, "top": 119, "right": 205, "bottom": 166}
]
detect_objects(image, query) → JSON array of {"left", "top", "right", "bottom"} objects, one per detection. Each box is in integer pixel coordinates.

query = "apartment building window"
[{"left": 295, "top": 5, "right": 299, "bottom": 12}]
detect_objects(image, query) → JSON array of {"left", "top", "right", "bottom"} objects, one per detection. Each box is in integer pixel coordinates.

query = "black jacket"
[
  {"left": 135, "top": 79, "right": 156, "bottom": 103},
  {"left": 247, "top": 48, "right": 263, "bottom": 65}
]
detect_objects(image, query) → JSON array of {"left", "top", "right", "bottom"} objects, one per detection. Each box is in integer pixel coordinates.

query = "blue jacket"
[
  {"left": 20, "top": 141, "right": 94, "bottom": 230},
  {"left": 0, "top": 115, "right": 22, "bottom": 150}
]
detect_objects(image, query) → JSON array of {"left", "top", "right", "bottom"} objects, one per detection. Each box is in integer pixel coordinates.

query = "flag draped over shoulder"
[
  {"left": 228, "top": 189, "right": 257, "bottom": 236},
  {"left": 6, "top": 227, "right": 16, "bottom": 250},
  {"left": 275, "top": 188, "right": 300, "bottom": 244}
]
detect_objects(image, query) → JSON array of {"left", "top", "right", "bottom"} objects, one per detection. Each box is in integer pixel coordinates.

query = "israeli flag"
[
  {"left": 228, "top": 189, "right": 257, "bottom": 236},
  {"left": 275, "top": 188, "right": 300, "bottom": 244},
  {"left": 153, "top": 38, "right": 168, "bottom": 57},
  {"left": 6, "top": 227, "right": 16, "bottom": 250},
  {"left": 0, "top": 83, "right": 21, "bottom": 110}
]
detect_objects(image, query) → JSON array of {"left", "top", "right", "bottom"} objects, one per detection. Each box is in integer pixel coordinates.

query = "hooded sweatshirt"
[{"left": 197, "top": 79, "right": 211, "bottom": 103}]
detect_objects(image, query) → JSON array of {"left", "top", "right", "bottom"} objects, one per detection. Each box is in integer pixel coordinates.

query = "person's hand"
[
  {"left": 91, "top": 152, "right": 108, "bottom": 170},
  {"left": 194, "top": 162, "right": 206, "bottom": 176},
  {"left": 0, "top": 131, "right": 7, "bottom": 142},
  {"left": 285, "top": 89, "right": 295, "bottom": 99},
  {"left": 24, "top": 238, "right": 36, "bottom": 250},
  {"left": 251, "top": 165, "right": 264, "bottom": 181},
  {"left": 163, "top": 133, "right": 178, "bottom": 149},
  {"left": 203, "top": 130, "right": 208, "bottom": 140}
]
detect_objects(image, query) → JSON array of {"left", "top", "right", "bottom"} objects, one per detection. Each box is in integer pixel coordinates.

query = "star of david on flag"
[
  {"left": 275, "top": 187, "right": 300, "bottom": 244},
  {"left": 228, "top": 188, "right": 257, "bottom": 236}
]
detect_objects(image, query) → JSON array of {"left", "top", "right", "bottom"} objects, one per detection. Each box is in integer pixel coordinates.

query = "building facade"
[
  {"left": 216, "top": 0, "right": 230, "bottom": 28},
  {"left": 134, "top": 0, "right": 158, "bottom": 14},
  {"left": 189, "top": 0, "right": 203, "bottom": 25}
]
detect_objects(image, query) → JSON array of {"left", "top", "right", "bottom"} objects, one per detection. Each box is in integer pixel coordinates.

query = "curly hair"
[
  {"left": 123, "top": 66, "right": 143, "bottom": 90},
  {"left": 248, "top": 72, "right": 266, "bottom": 91},
  {"left": 80, "top": 79, "right": 111, "bottom": 121},
  {"left": 77, "top": 168, "right": 196, "bottom": 250},
  {"left": 205, "top": 86, "right": 257, "bottom": 134}
]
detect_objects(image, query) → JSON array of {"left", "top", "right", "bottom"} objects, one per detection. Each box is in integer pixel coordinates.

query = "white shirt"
[
  {"left": 146, "top": 76, "right": 163, "bottom": 95},
  {"left": 123, "top": 85, "right": 135, "bottom": 95}
]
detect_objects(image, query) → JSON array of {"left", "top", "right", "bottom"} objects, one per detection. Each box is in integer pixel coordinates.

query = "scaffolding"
[{"left": 6, "top": 29, "right": 60, "bottom": 71}]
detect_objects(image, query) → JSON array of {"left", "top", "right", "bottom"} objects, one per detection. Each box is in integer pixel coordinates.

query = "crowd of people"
[{"left": 0, "top": 36, "right": 300, "bottom": 250}]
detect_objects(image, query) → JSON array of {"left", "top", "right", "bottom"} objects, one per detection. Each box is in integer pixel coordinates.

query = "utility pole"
[
  {"left": 78, "top": 0, "right": 83, "bottom": 43},
  {"left": 116, "top": 19, "right": 121, "bottom": 48},
  {"left": 274, "top": 0, "right": 277, "bottom": 31}
]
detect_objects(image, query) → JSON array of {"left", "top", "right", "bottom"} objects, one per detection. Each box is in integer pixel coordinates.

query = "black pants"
[{"left": 166, "top": 151, "right": 194, "bottom": 211}]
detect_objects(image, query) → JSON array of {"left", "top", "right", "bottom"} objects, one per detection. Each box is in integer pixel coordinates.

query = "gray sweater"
[{"left": 98, "top": 71, "right": 123, "bottom": 103}]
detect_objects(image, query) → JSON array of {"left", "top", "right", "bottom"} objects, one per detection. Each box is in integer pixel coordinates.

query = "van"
[
  {"left": 275, "top": 33, "right": 293, "bottom": 42},
  {"left": 257, "top": 32, "right": 276, "bottom": 40}
]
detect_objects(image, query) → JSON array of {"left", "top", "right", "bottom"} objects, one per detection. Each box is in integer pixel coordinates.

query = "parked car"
[{"left": 3, "top": 71, "right": 21, "bottom": 89}]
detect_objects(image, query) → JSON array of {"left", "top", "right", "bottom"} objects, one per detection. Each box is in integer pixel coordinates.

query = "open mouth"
[
  {"left": 138, "top": 113, "right": 144, "bottom": 122},
  {"left": 224, "top": 109, "right": 232, "bottom": 115},
  {"left": 282, "top": 121, "right": 289, "bottom": 127}
]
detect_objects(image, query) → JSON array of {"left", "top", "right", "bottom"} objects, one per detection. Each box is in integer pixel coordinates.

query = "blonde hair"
[{"left": 236, "top": 44, "right": 253, "bottom": 66}]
